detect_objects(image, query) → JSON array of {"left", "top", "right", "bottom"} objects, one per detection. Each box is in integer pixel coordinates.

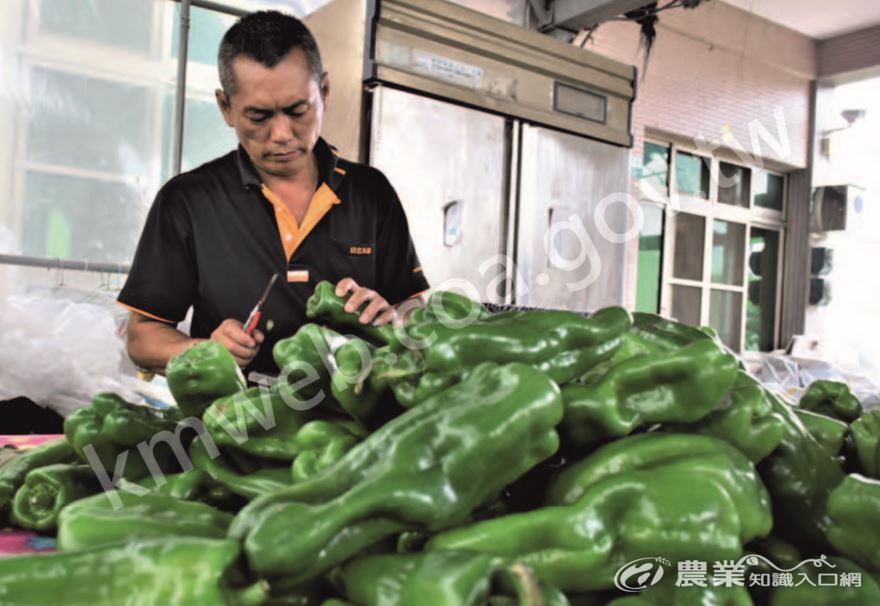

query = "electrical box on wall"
[
  {"left": 809, "top": 278, "right": 832, "bottom": 306},
  {"left": 811, "top": 185, "right": 865, "bottom": 234},
  {"left": 810, "top": 247, "right": 833, "bottom": 276}
]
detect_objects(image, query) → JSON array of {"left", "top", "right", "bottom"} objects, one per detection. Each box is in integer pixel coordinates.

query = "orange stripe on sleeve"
[{"left": 117, "top": 302, "right": 177, "bottom": 324}]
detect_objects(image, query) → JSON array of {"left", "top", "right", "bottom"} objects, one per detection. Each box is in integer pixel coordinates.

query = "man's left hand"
[{"left": 336, "top": 278, "right": 399, "bottom": 327}]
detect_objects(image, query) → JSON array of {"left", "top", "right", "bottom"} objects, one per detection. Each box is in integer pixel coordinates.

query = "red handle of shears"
[{"left": 243, "top": 309, "right": 261, "bottom": 335}]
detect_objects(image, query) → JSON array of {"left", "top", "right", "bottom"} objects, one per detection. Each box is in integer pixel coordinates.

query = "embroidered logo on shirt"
[
  {"left": 287, "top": 269, "right": 309, "bottom": 283},
  {"left": 349, "top": 246, "right": 373, "bottom": 255}
]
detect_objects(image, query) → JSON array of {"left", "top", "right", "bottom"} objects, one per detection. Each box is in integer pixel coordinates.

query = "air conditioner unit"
[{"left": 811, "top": 185, "right": 866, "bottom": 234}]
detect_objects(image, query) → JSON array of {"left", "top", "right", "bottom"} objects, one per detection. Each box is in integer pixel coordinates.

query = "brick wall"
[{"left": 582, "top": 0, "right": 817, "bottom": 308}]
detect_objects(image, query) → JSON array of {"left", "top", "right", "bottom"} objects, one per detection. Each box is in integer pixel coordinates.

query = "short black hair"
[{"left": 218, "top": 11, "right": 323, "bottom": 95}]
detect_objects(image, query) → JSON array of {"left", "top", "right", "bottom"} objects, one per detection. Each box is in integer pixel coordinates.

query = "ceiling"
[{"left": 723, "top": 0, "right": 880, "bottom": 39}]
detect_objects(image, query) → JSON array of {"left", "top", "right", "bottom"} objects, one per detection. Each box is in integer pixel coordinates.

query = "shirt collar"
[{"left": 236, "top": 137, "right": 342, "bottom": 191}]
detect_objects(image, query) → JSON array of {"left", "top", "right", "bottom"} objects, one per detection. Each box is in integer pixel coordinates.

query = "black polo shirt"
[{"left": 118, "top": 137, "right": 429, "bottom": 374}]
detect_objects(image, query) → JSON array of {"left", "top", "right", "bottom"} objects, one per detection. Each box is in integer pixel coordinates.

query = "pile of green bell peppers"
[{"left": 1, "top": 288, "right": 878, "bottom": 606}]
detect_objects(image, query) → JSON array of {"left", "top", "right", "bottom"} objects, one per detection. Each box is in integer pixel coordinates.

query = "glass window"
[
  {"left": 711, "top": 220, "right": 745, "bottom": 285},
  {"left": 162, "top": 94, "right": 240, "bottom": 182},
  {"left": 641, "top": 141, "right": 669, "bottom": 193},
  {"left": 675, "top": 151, "right": 710, "bottom": 199},
  {"left": 21, "top": 171, "right": 149, "bottom": 264},
  {"left": 718, "top": 161, "right": 750, "bottom": 208},
  {"left": 754, "top": 171, "right": 784, "bottom": 211},
  {"left": 672, "top": 213, "right": 705, "bottom": 281},
  {"left": 746, "top": 228, "right": 780, "bottom": 351},
  {"left": 635, "top": 203, "right": 663, "bottom": 313},
  {"left": 165, "top": 6, "right": 240, "bottom": 180},
  {"left": 671, "top": 284, "right": 702, "bottom": 326},
  {"left": 710, "top": 289, "right": 743, "bottom": 351},
  {"left": 26, "top": 68, "right": 155, "bottom": 177},
  {"left": 200, "top": 0, "right": 333, "bottom": 16},
  {"left": 36, "top": 0, "right": 156, "bottom": 53},
  {"left": 172, "top": 5, "right": 236, "bottom": 66}
]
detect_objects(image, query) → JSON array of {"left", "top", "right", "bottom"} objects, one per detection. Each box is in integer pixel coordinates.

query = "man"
[{"left": 118, "top": 11, "right": 428, "bottom": 376}]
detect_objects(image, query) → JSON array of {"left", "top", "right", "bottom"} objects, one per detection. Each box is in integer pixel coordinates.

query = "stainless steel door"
[
  {"left": 516, "top": 124, "right": 630, "bottom": 311},
  {"left": 369, "top": 86, "right": 508, "bottom": 303}
]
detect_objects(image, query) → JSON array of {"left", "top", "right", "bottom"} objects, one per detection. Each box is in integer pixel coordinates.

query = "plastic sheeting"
[
  {"left": 0, "top": 292, "right": 139, "bottom": 417},
  {"left": 753, "top": 352, "right": 880, "bottom": 411}
]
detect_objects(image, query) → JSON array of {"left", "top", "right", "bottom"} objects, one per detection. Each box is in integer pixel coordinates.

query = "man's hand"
[
  {"left": 336, "top": 278, "right": 399, "bottom": 327},
  {"left": 211, "top": 319, "right": 265, "bottom": 367}
]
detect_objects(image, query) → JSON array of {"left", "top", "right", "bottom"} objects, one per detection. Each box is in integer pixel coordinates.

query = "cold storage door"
[{"left": 369, "top": 86, "right": 509, "bottom": 303}]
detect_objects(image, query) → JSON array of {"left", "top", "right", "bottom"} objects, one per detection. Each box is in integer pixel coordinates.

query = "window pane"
[
  {"left": 675, "top": 151, "right": 710, "bottom": 198},
  {"left": 641, "top": 141, "right": 669, "bottom": 193},
  {"left": 36, "top": 0, "right": 155, "bottom": 54},
  {"left": 711, "top": 220, "right": 745, "bottom": 285},
  {"left": 164, "top": 7, "right": 240, "bottom": 181},
  {"left": 755, "top": 171, "right": 784, "bottom": 211},
  {"left": 718, "top": 161, "right": 750, "bottom": 208},
  {"left": 8, "top": 2, "right": 176, "bottom": 266},
  {"left": 710, "top": 289, "right": 743, "bottom": 351},
  {"left": 21, "top": 171, "right": 148, "bottom": 264},
  {"left": 172, "top": 5, "right": 235, "bottom": 66},
  {"left": 27, "top": 67, "right": 155, "bottom": 176},
  {"left": 635, "top": 204, "right": 663, "bottom": 313},
  {"left": 671, "top": 284, "right": 702, "bottom": 326},
  {"left": 745, "top": 228, "right": 780, "bottom": 352},
  {"left": 672, "top": 213, "right": 705, "bottom": 281}
]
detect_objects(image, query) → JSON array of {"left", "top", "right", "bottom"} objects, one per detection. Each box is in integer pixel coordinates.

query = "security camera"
[{"left": 841, "top": 109, "right": 865, "bottom": 125}]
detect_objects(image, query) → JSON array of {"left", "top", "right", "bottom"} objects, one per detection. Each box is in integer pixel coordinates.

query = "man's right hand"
[{"left": 211, "top": 319, "right": 265, "bottom": 367}]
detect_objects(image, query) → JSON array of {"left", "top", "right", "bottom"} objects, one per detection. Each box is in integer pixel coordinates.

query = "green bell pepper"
[
  {"left": 793, "top": 408, "right": 848, "bottom": 458},
  {"left": 272, "top": 323, "right": 347, "bottom": 411},
  {"left": 64, "top": 393, "right": 186, "bottom": 480},
  {"left": 0, "top": 537, "right": 267, "bottom": 606},
  {"left": 757, "top": 391, "right": 845, "bottom": 552},
  {"left": 166, "top": 340, "right": 246, "bottom": 417},
  {"left": 117, "top": 468, "right": 211, "bottom": 501},
  {"left": 57, "top": 489, "right": 233, "bottom": 551},
  {"left": 429, "top": 460, "right": 769, "bottom": 593},
  {"left": 10, "top": 463, "right": 101, "bottom": 532},
  {"left": 544, "top": 433, "right": 773, "bottom": 544},
  {"left": 607, "top": 579, "right": 753, "bottom": 606},
  {"left": 291, "top": 420, "right": 361, "bottom": 483},
  {"left": 389, "top": 371, "right": 459, "bottom": 409},
  {"left": 0, "top": 438, "right": 76, "bottom": 525},
  {"left": 559, "top": 340, "right": 738, "bottom": 448},
  {"left": 335, "top": 550, "right": 550, "bottom": 606},
  {"left": 394, "top": 306, "right": 632, "bottom": 385},
  {"left": 230, "top": 362, "right": 563, "bottom": 585},
  {"left": 574, "top": 312, "right": 724, "bottom": 387},
  {"left": 767, "top": 557, "right": 880, "bottom": 605},
  {"left": 799, "top": 379, "right": 862, "bottom": 422},
  {"left": 747, "top": 535, "right": 802, "bottom": 570},
  {"left": 826, "top": 473, "right": 880, "bottom": 571},
  {"left": 630, "top": 311, "right": 721, "bottom": 352},
  {"left": 331, "top": 339, "right": 400, "bottom": 426},
  {"left": 189, "top": 438, "right": 291, "bottom": 500},
  {"left": 678, "top": 371, "right": 785, "bottom": 463},
  {"left": 407, "top": 290, "right": 489, "bottom": 326},
  {"left": 850, "top": 410, "right": 880, "bottom": 478},
  {"left": 205, "top": 387, "right": 311, "bottom": 461},
  {"left": 306, "top": 281, "right": 396, "bottom": 345}
]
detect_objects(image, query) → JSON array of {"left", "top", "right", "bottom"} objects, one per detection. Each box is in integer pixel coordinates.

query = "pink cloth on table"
[
  {"left": 1, "top": 435, "right": 63, "bottom": 556},
  {"left": 0, "top": 435, "right": 62, "bottom": 448}
]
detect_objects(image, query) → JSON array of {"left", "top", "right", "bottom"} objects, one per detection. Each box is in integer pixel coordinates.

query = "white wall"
[{"left": 806, "top": 76, "right": 880, "bottom": 374}]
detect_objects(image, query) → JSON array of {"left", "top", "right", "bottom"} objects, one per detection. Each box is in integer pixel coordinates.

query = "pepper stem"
[
  {"left": 227, "top": 580, "right": 269, "bottom": 606},
  {"left": 500, "top": 562, "right": 544, "bottom": 606}
]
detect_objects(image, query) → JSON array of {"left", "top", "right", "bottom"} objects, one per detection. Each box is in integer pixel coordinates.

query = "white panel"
[
  {"left": 369, "top": 87, "right": 508, "bottom": 302},
  {"left": 516, "top": 124, "right": 630, "bottom": 311}
]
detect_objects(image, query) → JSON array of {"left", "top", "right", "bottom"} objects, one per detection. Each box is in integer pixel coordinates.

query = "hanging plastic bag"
[{"left": 0, "top": 292, "right": 140, "bottom": 418}]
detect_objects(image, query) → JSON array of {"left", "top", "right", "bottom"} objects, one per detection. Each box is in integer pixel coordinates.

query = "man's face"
[{"left": 216, "top": 49, "right": 328, "bottom": 179}]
